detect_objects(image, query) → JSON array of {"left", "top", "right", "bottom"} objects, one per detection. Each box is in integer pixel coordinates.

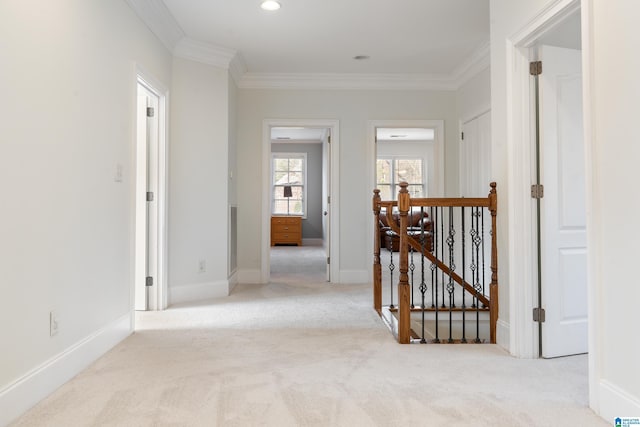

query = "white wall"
[
  {"left": 491, "top": 0, "right": 640, "bottom": 419},
  {"left": 169, "top": 58, "right": 230, "bottom": 303},
  {"left": 236, "top": 89, "right": 457, "bottom": 281},
  {"left": 456, "top": 67, "right": 492, "bottom": 122},
  {"left": 586, "top": 0, "right": 640, "bottom": 419},
  {"left": 0, "top": 0, "right": 172, "bottom": 423},
  {"left": 489, "top": 0, "right": 554, "bottom": 353}
]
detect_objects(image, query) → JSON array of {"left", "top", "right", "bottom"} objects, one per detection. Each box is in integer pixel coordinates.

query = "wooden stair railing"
[{"left": 373, "top": 182, "right": 498, "bottom": 344}]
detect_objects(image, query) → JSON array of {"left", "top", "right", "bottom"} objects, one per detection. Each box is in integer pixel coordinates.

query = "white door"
[
  {"left": 539, "top": 45, "right": 588, "bottom": 358},
  {"left": 322, "top": 132, "right": 331, "bottom": 281},
  {"left": 135, "top": 83, "right": 159, "bottom": 311},
  {"left": 460, "top": 111, "right": 491, "bottom": 197}
]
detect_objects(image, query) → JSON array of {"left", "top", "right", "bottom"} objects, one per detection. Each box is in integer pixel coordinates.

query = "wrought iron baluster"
[
  {"left": 409, "top": 209, "right": 415, "bottom": 309},
  {"left": 482, "top": 208, "right": 486, "bottom": 307},
  {"left": 440, "top": 206, "right": 446, "bottom": 309},
  {"left": 419, "top": 207, "right": 427, "bottom": 343},
  {"left": 388, "top": 238, "right": 395, "bottom": 309},
  {"left": 461, "top": 206, "right": 467, "bottom": 343},
  {"left": 446, "top": 207, "right": 456, "bottom": 343},
  {"left": 472, "top": 206, "right": 482, "bottom": 343},
  {"left": 432, "top": 206, "right": 439, "bottom": 343}
]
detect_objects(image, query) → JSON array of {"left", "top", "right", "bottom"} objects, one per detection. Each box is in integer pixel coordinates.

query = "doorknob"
[{"left": 324, "top": 211, "right": 328, "bottom": 216}]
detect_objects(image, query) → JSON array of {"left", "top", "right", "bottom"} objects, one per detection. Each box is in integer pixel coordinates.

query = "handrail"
[{"left": 373, "top": 182, "right": 498, "bottom": 344}]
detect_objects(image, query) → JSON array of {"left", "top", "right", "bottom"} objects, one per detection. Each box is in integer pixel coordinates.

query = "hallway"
[{"left": 12, "top": 278, "right": 604, "bottom": 426}]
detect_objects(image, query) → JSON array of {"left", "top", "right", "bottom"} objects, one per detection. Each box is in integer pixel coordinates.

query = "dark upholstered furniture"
[{"left": 379, "top": 210, "right": 433, "bottom": 252}]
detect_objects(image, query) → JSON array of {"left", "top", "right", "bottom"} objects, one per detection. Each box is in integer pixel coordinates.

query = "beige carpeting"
[{"left": 11, "top": 244, "right": 607, "bottom": 426}]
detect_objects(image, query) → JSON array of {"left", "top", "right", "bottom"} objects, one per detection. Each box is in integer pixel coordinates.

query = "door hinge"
[
  {"left": 327, "top": 196, "right": 330, "bottom": 204},
  {"left": 146, "top": 107, "right": 155, "bottom": 117},
  {"left": 146, "top": 191, "right": 154, "bottom": 202},
  {"left": 328, "top": 135, "right": 331, "bottom": 144},
  {"left": 531, "top": 184, "right": 544, "bottom": 199},
  {"left": 533, "top": 307, "right": 546, "bottom": 322},
  {"left": 461, "top": 131, "right": 464, "bottom": 140},
  {"left": 146, "top": 276, "right": 153, "bottom": 287},
  {"left": 530, "top": 61, "right": 542, "bottom": 76},
  {"left": 327, "top": 257, "right": 330, "bottom": 265}
]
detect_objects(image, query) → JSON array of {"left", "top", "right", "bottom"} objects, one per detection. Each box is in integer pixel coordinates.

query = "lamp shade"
[{"left": 283, "top": 185, "right": 293, "bottom": 198}]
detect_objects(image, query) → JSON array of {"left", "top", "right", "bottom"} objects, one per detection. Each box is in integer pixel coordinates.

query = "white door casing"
[
  {"left": 460, "top": 110, "right": 492, "bottom": 197},
  {"left": 538, "top": 45, "right": 588, "bottom": 358}
]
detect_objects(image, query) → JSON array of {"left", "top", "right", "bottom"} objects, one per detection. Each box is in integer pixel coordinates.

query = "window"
[
  {"left": 376, "top": 157, "right": 424, "bottom": 200},
  {"left": 272, "top": 153, "right": 306, "bottom": 216}
]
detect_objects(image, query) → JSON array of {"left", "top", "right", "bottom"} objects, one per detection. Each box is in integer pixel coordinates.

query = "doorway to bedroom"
[{"left": 262, "top": 120, "right": 340, "bottom": 285}]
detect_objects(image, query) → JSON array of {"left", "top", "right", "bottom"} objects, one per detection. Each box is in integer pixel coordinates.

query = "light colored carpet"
[{"left": 11, "top": 246, "right": 606, "bottom": 426}]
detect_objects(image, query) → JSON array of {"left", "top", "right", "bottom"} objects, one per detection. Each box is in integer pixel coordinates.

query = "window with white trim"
[
  {"left": 272, "top": 153, "right": 307, "bottom": 216},
  {"left": 376, "top": 157, "right": 425, "bottom": 200}
]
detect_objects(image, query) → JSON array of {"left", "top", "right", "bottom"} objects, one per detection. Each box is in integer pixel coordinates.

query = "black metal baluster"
[
  {"left": 432, "top": 206, "right": 440, "bottom": 343},
  {"left": 419, "top": 207, "right": 427, "bottom": 343},
  {"left": 410, "top": 209, "right": 415, "bottom": 309},
  {"left": 461, "top": 206, "right": 467, "bottom": 343},
  {"left": 388, "top": 239, "right": 395, "bottom": 309},
  {"left": 472, "top": 207, "right": 482, "bottom": 343},
  {"left": 446, "top": 207, "right": 456, "bottom": 343},
  {"left": 430, "top": 206, "right": 435, "bottom": 308},
  {"left": 441, "top": 206, "right": 446, "bottom": 309},
  {"left": 481, "top": 208, "right": 486, "bottom": 308}
]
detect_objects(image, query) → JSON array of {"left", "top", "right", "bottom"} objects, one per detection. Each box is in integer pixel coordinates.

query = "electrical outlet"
[
  {"left": 198, "top": 259, "right": 206, "bottom": 273},
  {"left": 50, "top": 311, "right": 59, "bottom": 337}
]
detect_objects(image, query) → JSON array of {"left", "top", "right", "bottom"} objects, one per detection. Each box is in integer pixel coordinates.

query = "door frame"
[
  {"left": 134, "top": 65, "right": 169, "bottom": 313},
  {"left": 261, "top": 119, "right": 340, "bottom": 283},
  {"left": 505, "top": 0, "right": 595, "bottom": 367},
  {"left": 366, "top": 119, "right": 445, "bottom": 283}
]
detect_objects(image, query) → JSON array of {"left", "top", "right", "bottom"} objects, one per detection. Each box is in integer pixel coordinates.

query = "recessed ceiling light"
[
  {"left": 353, "top": 55, "right": 370, "bottom": 60},
  {"left": 261, "top": 1, "right": 281, "bottom": 11}
]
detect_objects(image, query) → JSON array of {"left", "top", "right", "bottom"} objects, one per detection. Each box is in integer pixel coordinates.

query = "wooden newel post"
[
  {"left": 373, "top": 189, "right": 382, "bottom": 314},
  {"left": 489, "top": 182, "right": 498, "bottom": 344},
  {"left": 397, "top": 182, "right": 411, "bottom": 344}
]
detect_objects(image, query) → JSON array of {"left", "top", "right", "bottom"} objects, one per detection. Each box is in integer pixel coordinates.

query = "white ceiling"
[
  {"left": 128, "top": 0, "right": 490, "bottom": 88},
  {"left": 162, "top": 0, "right": 489, "bottom": 75}
]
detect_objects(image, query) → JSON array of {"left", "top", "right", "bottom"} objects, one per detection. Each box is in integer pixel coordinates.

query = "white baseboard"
[
  {"left": 496, "top": 319, "right": 510, "bottom": 352},
  {"left": 598, "top": 380, "right": 640, "bottom": 423},
  {"left": 338, "top": 269, "right": 368, "bottom": 284},
  {"left": 228, "top": 270, "right": 238, "bottom": 293},
  {"left": 169, "top": 280, "right": 230, "bottom": 305},
  {"left": 0, "top": 313, "right": 131, "bottom": 427},
  {"left": 237, "top": 269, "right": 263, "bottom": 284}
]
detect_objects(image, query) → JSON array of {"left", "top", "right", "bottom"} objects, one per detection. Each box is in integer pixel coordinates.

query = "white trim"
[
  {"left": 135, "top": 64, "right": 170, "bottom": 311},
  {"left": 237, "top": 269, "right": 262, "bottom": 284},
  {"left": 366, "top": 119, "right": 445, "bottom": 283},
  {"left": 271, "top": 152, "right": 308, "bottom": 218},
  {"left": 228, "top": 271, "right": 239, "bottom": 293},
  {"left": 240, "top": 72, "right": 457, "bottom": 91},
  {"left": 598, "top": 380, "right": 640, "bottom": 423},
  {"left": 505, "top": 0, "right": 583, "bottom": 359},
  {"left": 496, "top": 319, "right": 511, "bottom": 351},
  {"left": 262, "top": 119, "right": 340, "bottom": 284},
  {"left": 124, "top": 0, "right": 184, "bottom": 52},
  {"left": 173, "top": 37, "right": 237, "bottom": 69},
  {"left": 229, "top": 54, "right": 248, "bottom": 86},
  {"left": 581, "top": 0, "right": 600, "bottom": 413},
  {"left": 169, "top": 281, "right": 230, "bottom": 305},
  {"left": 0, "top": 314, "right": 131, "bottom": 426},
  {"left": 338, "top": 270, "right": 369, "bottom": 284},
  {"left": 451, "top": 40, "right": 491, "bottom": 88}
]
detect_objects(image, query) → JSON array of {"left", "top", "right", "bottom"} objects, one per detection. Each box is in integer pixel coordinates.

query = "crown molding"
[
  {"left": 173, "top": 38, "right": 237, "bottom": 69},
  {"left": 229, "top": 54, "right": 248, "bottom": 86},
  {"left": 451, "top": 40, "right": 491, "bottom": 88},
  {"left": 124, "top": 0, "right": 184, "bottom": 51},
  {"left": 238, "top": 72, "right": 458, "bottom": 91}
]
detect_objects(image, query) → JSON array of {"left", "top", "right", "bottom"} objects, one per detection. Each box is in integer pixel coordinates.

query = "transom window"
[
  {"left": 376, "top": 157, "right": 425, "bottom": 200},
  {"left": 272, "top": 153, "right": 306, "bottom": 216}
]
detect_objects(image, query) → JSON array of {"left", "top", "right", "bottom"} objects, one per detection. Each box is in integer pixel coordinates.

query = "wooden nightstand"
[{"left": 271, "top": 216, "right": 302, "bottom": 246}]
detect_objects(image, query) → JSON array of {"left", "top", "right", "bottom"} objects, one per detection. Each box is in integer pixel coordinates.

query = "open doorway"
[
  {"left": 366, "top": 120, "right": 444, "bottom": 283},
  {"left": 506, "top": 1, "right": 587, "bottom": 359},
  {"left": 134, "top": 70, "right": 168, "bottom": 312},
  {"left": 261, "top": 120, "right": 340, "bottom": 284}
]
